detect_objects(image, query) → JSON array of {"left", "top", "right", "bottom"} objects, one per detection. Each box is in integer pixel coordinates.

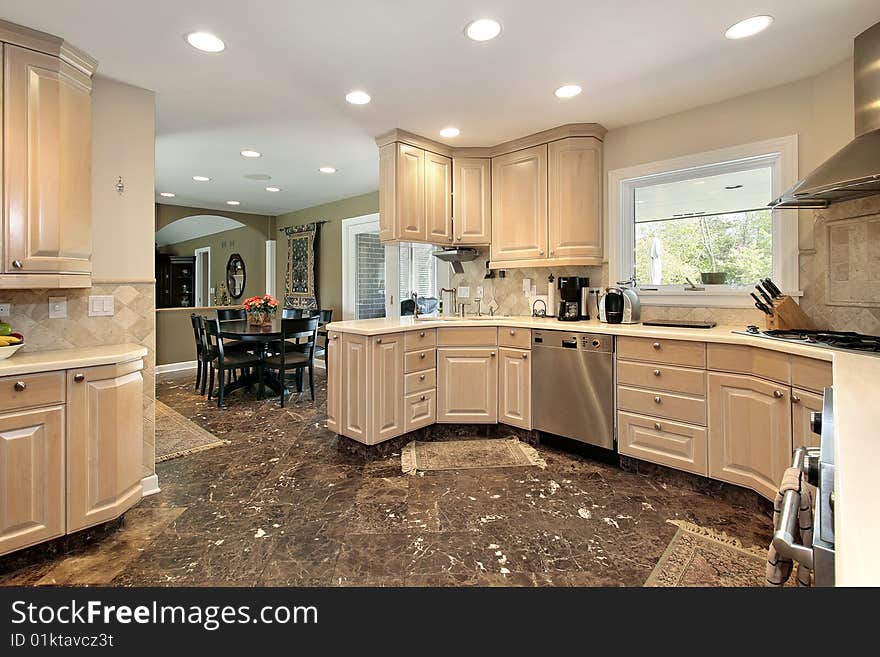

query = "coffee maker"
[
  {"left": 598, "top": 285, "right": 641, "bottom": 324},
  {"left": 557, "top": 276, "right": 590, "bottom": 321}
]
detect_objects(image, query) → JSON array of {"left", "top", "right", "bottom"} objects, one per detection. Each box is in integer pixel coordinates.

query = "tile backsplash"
[{"left": 1, "top": 283, "right": 157, "bottom": 476}]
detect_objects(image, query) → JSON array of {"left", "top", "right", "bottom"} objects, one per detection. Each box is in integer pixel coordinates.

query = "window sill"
[{"left": 636, "top": 287, "right": 803, "bottom": 309}]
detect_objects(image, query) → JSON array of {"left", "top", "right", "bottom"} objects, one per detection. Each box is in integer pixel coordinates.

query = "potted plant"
[
  {"left": 698, "top": 217, "right": 727, "bottom": 285},
  {"left": 243, "top": 294, "right": 278, "bottom": 327}
]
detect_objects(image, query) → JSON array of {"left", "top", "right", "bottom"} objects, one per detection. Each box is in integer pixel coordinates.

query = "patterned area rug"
[
  {"left": 155, "top": 400, "right": 229, "bottom": 462},
  {"left": 401, "top": 438, "right": 546, "bottom": 474},
  {"left": 645, "top": 520, "right": 775, "bottom": 587}
]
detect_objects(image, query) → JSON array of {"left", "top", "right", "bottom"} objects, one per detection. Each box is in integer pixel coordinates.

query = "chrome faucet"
[
  {"left": 474, "top": 298, "right": 482, "bottom": 317},
  {"left": 440, "top": 287, "right": 457, "bottom": 317}
]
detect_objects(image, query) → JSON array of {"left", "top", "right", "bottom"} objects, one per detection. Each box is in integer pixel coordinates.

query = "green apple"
[{"left": 0, "top": 322, "right": 11, "bottom": 336}]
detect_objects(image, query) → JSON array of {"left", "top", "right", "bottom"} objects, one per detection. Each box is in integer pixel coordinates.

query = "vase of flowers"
[{"left": 243, "top": 294, "right": 278, "bottom": 327}]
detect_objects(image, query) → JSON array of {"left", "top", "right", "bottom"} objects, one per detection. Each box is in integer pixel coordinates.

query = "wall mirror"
[{"left": 226, "top": 253, "right": 246, "bottom": 299}]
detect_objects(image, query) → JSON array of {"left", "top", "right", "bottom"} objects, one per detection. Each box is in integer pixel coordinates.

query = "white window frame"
[
  {"left": 193, "top": 247, "right": 211, "bottom": 307},
  {"left": 607, "top": 135, "right": 799, "bottom": 308}
]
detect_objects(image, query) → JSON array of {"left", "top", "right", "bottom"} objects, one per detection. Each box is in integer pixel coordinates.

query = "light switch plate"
[
  {"left": 88, "top": 295, "right": 114, "bottom": 317},
  {"left": 457, "top": 286, "right": 470, "bottom": 299},
  {"left": 0, "top": 303, "right": 10, "bottom": 317},
  {"left": 48, "top": 297, "right": 67, "bottom": 319},
  {"left": 476, "top": 286, "right": 484, "bottom": 299}
]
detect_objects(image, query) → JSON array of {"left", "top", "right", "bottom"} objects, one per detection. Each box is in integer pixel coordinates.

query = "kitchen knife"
[
  {"left": 750, "top": 292, "right": 773, "bottom": 315},
  {"left": 762, "top": 278, "right": 783, "bottom": 298},
  {"left": 755, "top": 284, "right": 774, "bottom": 306}
]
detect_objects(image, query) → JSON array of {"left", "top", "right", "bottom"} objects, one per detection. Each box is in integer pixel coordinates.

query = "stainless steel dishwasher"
[{"left": 531, "top": 330, "right": 614, "bottom": 449}]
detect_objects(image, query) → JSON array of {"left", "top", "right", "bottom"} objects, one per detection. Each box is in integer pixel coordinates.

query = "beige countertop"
[
  {"left": 327, "top": 315, "right": 879, "bottom": 585},
  {"left": 0, "top": 343, "right": 148, "bottom": 377},
  {"left": 156, "top": 305, "right": 242, "bottom": 313}
]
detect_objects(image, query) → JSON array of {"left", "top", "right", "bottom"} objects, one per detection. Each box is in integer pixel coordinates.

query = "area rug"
[
  {"left": 401, "top": 438, "right": 546, "bottom": 474},
  {"left": 155, "top": 401, "right": 229, "bottom": 463},
  {"left": 645, "top": 520, "right": 776, "bottom": 587}
]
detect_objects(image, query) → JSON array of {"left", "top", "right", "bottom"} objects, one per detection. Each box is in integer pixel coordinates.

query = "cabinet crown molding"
[{"left": 0, "top": 18, "right": 98, "bottom": 76}]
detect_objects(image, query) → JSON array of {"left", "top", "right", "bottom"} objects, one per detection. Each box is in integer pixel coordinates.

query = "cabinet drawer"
[
  {"left": 617, "top": 385, "right": 706, "bottom": 426},
  {"left": 405, "top": 348, "right": 436, "bottom": 373},
  {"left": 0, "top": 372, "right": 65, "bottom": 411},
  {"left": 790, "top": 356, "right": 832, "bottom": 393},
  {"left": 498, "top": 327, "right": 531, "bottom": 349},
  {"left": 617, "top": 359, "right": 706, "bottom": 396},
  {"left": 405, "top": 329, "right": 436, "bottom": 350},
  {"left": 437, "top": 326, "right": 497, "bottom": 347},
  {"left": 617, "top": 337, "right": 706, "bottom": 367},
  {"left": 405, "top": 368, "right": 436, "bottom": 394},
  {"left": 707, "top": 343, "right": 790, "bottom": 384},
  {"left": 405, "top": 389, "right": 436, "bottom": 432},
  {"left": 618, "top": 411, "right": 707, "bottom": 476}
]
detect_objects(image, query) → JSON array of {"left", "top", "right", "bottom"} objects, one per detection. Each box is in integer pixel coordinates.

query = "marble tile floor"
[{"left": 0, "top": 369, "right": 774, "bottom": 587}]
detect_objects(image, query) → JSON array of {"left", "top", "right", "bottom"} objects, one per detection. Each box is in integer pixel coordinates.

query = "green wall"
[{"left": 275, "top": 191, "right": 378, "bottom": 320}]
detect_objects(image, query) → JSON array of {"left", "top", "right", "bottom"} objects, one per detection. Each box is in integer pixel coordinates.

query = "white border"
[
  {"left": 194, "top": 246, "right": 211, "bottom": 307},
  {"left": 141, "top": 474, "right": 160, "bottom": 497},
  {"left": 156, "top": 360, "right": 198, "bottom": 374}
]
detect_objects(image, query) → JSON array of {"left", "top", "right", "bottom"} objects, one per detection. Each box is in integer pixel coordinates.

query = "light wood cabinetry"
[
  {"left": 708, "top": 372, "right": 792, "bottom": 500},
  {"left": 618, "top": 337, "right": 706, "bottom": 368},
  {"left": 370, "top": 334, "right": 406, "bottom": 443},
  {"left": 396, "top": 144, "right": 425, "bottom": 241},
  {"left": 437, "top": 326, "right": 497, "bottom": 347},
  {"left": 490, "top": 144, "right": 548, "bottom": 263},
  {"left": 325, "top": 331, "right": 341, "bottom": 433},
  {"left": 499, "top": 347, "right": 531, "bottom": 429},
  {"left": 617, "top": 360, "right": 706, "bottom": 397},
  {"left": 791, "top": 387, "right": 823, "bottom": 449},
  {"left": 498, "top": 327, "right": 530, "bottom": 349},
  {"left": 378, "top": 144, "right": 397, "bottom": 242},
  {"left": 617, "top": 385, "right": 706, "bottom": 426},
  {"left": 452, "top": 157, "right": 491, "bottom": 245},
  {"left": 791, "top": 356, "right": 832, "bottom": 393},
  {"left": 618, "top": 411, "right": 707, "bottom": 476},
  {"left": 0, "top": 405, "right": 65, "bottom": 555},
  {"left": 1, "top": 28, "right": 97, "bottom": 288},
  {"left": 425, "top": 151, "right": 452, "bottom": 243},
  {"left": 437, "top": 348, "right": 498, "bottom": 423},
  {"left": 547, "top": 138, "right": 602, "bottom": 261},
  {"left": 341, "top": 333, "right": 368, "bottom": 442},
  {"left": 405, "top": 390, "right": 435, "bottom": 432},
  {"left": 66, "top": 361, "right": 143, "bottom": 532},
  {"left": 405, "top": 348, "right": 435, "bottom": 373},
  {"left": 707, "top": 344, "right": 790, "bottom": 384}
]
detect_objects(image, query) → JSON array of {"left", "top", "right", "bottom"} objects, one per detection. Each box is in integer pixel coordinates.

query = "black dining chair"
[
  {"left": 263, "top": 316, "right": 319, "bottom": 406},
  {"left": 217, "top": 308, "right": 246, "bottom": 321},
  {"left": 281, "top": 308, "right": 304, "bottom": 319},
  {"left": 190, "top": 313, "right": 205, "bottom": 391},
  {"left": 203, "top": 317, "right": 262, "bottom": 407}
]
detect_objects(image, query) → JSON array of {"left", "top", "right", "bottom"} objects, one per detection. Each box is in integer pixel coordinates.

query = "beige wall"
[
  {"left": 156, "top": 203, "right": 274, "bottom": 234},
  {"left": 275, "top": 191, "right": 379, "bottom": 320}
]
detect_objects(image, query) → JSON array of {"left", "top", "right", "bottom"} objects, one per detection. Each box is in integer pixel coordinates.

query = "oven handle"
[{"left": 771, "top": 447, "right": 815, "bottom": 569}]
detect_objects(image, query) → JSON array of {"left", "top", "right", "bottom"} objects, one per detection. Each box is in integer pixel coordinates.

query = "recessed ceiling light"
[
  {"left": 465, "top": 18, "right": 502, "bottom": 42},
  {"left": 192, "top": 175, "right": 211, "bottom": 182},
  {"left": 439, "top": 127, "right": 460, "bottom": 138},
  {"left": 240, "top": 149, "right": 261, "bottom": 158},
  {"left": 159, "top": 192, "right": 175, "bottom": 198},
  {"left": 724, "top": 15, "right": 773, "bottom": 40},
  {"left": 185, "top": 32, "right": 225, "bottom": 53},
  {"left": 345, "top": 90, "right": 371, "bottom": 105},
  {"left": 554, "top": 84, "right": 582, "bottom": 99},
  {"left": 318, "top": 166, "right": 337, "bottom": 174},
  {"left": 265, "top": 186, "right": 281, "bottom": 192},
  {"left": 226, "top": 200, "right": 240, "bottom": 206}
]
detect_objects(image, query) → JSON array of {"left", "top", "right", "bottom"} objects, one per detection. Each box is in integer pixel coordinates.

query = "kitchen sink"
[{"left": 413, "top": 315, "right": 512, "bottom": 322}]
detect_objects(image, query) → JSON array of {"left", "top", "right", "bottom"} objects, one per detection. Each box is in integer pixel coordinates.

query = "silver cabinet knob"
[
  {"left": 331, "top": 334, "right": 338, "bottom": 340},
  {"left": 14, "top": 381, "right": 26, "bottom": 392},
  {"left": 538, "top": 250, "right": 545, "bottom": 255},
  {"left": 652, "top": 342, "right": 661, "bottom": 350},
  {"left": 774, "top": 390, "right": 784, "bottom": 399},
  {"left": 653, "top": 369, "right": 661, "bottom": 376},
  {"left": 377, "top": 337, "right": 382, "bottom": 344},
  {"left": 509, "top": 330, "right": 516, "bottom": 335},
  {"left": 654, "top": 396, "right": 662, "bottom": 404},
  {"left": 522, "top": 353, "right": 528, "bottom": 359},
  {"left": 490, "top": 352, "right": 496, "bottom": 357},
  {"left": 654, "top": 422, "right": 662, "bottom": 431},
  {"left": 11, "top": 259, "right": 22, "bottom": 269},
  {"left": 74, "top": 373, "right": 85, "bottom": 383},
  {"left": 420, "top": 395, "right": 427, "bottom": 401},
  {"left": 420, "top": 352, "right": 426, "bottom": 359},
  {"left": 419, "top": 331, "right": 425, "bottom": 337},
  {"left": 456, "top": 236, "right": 462, "bottom": 241},
  {"left": 791, "top": 394, "right": 801, "bottom": 404},
  {"left": 419, "top": 374, "right": 426, "bottom": 381}
]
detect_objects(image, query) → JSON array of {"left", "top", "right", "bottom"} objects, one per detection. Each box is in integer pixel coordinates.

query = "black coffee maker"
[{"left": 557, "top": 276, "right": 590, "bottom": 321}]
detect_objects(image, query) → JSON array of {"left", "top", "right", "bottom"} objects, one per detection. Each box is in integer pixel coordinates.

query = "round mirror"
[{"left": 226, "top": 253, "right": 246, "bottom": 299}]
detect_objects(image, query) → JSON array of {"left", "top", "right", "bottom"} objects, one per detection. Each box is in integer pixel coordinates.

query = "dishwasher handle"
[{"left": 561, "top": 338, "right": 578, "bottom": 349}]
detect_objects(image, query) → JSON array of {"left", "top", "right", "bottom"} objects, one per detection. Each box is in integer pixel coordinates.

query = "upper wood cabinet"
[
  {"left": 452, "top": 157, "right": 491, "bottom": 245},
  {"left": 425, "top": 151, "right": 452, "bottom": 243},
  {"left": 490, "top": 145, "right": 548, "bottom": 263},
  {"left": 1, "top": 27, "right": 97, "bottom": 289},
  {"left": 548, "top": 138, "right": 602, "bottom": 261}
]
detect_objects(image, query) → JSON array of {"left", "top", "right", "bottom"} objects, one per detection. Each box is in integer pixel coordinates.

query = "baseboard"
[
  {"left": 141, "top": 474, "right": 160, "bottom": 497},
  {"left": 156, "top": 360, "right": 198, "bottom": 374}
]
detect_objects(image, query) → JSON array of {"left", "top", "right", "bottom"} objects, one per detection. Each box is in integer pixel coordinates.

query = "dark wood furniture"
[
  {"left": 156, "top": 254, "right": 195, "bottom": 308},
  {"left": 204, "top": 317, "right": 262, "bottom": 407},
  {"left": 217, "top": 308, "right": 246, "bottom": 321},
  {"left": 263, "top": 317, "right": 320, "bottom": 405}
]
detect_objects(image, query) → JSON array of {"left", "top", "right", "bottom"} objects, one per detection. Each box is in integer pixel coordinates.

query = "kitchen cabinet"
[
  {"left": 396, "top": 144, "right": 426, "bottom": 241},
  {"left": 547, "top": 138, "right": 602, "bottom": 262},
  {"left": 66, "top": 361, "right": 143, "bottom": 532},
  {"left": 437, "top": 347, "right": 498, "bottom": 423},
  {"left": 618, "top": 411, "right": 707, "bottom": 476},
  {"left": 499, "top": 347, "right": 531, "bottom": 429},
  {"left": 325, "top": 331, "right": 341, "bottom": 433},
  {"left": 791, "top": 387, "right": 823, "bottom": 449},
  {"left": 2, "top": 39, "right": 95, "bottom": 288},
  {"left": 425, "top": 151, "right": 452, "bottom": 243},
  {"left": 452, "top": 157, "right": 491, "bottom": 245},
  {"left": 490, "top": 144, "right": 548, "bottom": 263},
  {"left": 370, "top": 334, "right": 406, "bottom": 443},
  {"left": 341, "top": 334, "right": 368, "bottom": 442},
  {"left": 708, "top": 372, "right": 792, "bottom": 500}
]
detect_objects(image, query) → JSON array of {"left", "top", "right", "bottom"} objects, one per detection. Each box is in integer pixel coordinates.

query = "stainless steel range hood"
[
  {"left": 431, "top": 247, "right": 479, "bottom": 274},
  {"left": 771, "top": 21, "right": 880, "bottom": 209}
]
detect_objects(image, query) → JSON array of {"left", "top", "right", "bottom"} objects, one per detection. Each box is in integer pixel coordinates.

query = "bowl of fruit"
[{"left": 0, "top": 322, "right": 24, "bottom": 360}]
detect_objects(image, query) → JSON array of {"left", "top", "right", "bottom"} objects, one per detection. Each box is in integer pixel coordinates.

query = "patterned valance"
[{"left": 282, "top": 222, "right": 322, "bottom": 310}]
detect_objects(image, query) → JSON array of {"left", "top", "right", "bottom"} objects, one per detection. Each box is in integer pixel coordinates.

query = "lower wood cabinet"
[
  {"left": 405, "top": 390, "right": 436, "bottom": 432},
  {"left": 325, "top": 331, "right": 342, "bottom": 433},
  {"left": 708, "top": 372, "right": 792, "bottom": 500},
  {"left": 791, "top": 387, "right": 823, "bottom": 449},
  {"left": 498, "top": 347, "right": 531, "bottom": 429},
  {"left": 437, "top": 347, "right": 498, "bottom": 423},
  {"left": 618, "top": 411, "right": 707, "bottom": 475}
]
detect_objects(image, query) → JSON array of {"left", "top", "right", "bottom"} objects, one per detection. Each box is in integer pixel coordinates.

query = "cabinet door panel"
[
  {"left": 437, "top": 348, "right": 497, "bottom": 423},
  {"left": 708, "top": 372, "right": 792, "bottom": 500},
  {"left": 326, "top": 332, "right": 342, "bottom": 433},
  {"left": 453, "top": 157, "right": 491, "bottom": 245},
  {"left": 4, "top": 45, "right": 92, "bottom": 274},
  {"left": 0, "top": 406, "right": 65, "bottom": 556},
  {"left": 791, "top": 388, "right": 822, "bottom": 449},
  {"left": 499, "top": 348, "right": 531, "bottom": 429},
  {"left": 341, "top": 334, "right": 368, "bottom": 441},
  {"left": 425, "top": 151, "right": 452, "bottom": 243},
  {"left": 371, "top": 334, "right": 405, "bottom": 443},
  {"left": 548, "top": 138, "right": 602, "bottom": 260},
  {"left": 490, "top": 145, "right": 547, "bottom": 262},
  {"left": 618, "top": 411, "right": 707, "bottom": 475},
  {"left": 378, "top": 143, "right": 397, "bottom": 242},
  {"left": 67, "top": 361, "right": 144, "bottom": 532},
  {"left": 397, "top": 144, "right": 425, "bottom": 241}
]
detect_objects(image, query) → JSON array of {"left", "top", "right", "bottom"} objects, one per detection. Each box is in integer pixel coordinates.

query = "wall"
[
  {"left": 355, "top": 232, "right": 385, "bottom": 319},
  {"left": 1, "top": 76, "right": 158, "bottom": 476},
  {"left": 275, "top": 191, "right": 379, "bottom": 321}
]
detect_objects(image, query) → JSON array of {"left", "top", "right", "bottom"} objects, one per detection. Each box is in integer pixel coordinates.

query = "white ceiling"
[
  {"left": 154, "top": 214, "right": 244, "bottom": 246},
  {"left": 0, "top": 1, "right": 877, "bottom": 217}
]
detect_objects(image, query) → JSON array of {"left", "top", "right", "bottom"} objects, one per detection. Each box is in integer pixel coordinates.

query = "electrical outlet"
[
  {"left": 457, "top": 286, "right": 470, "bottom": 299},
  {"left": 0, "top": 303, "right": 10, "bottom": 317},
  {"left": 48, "top": 297, "right": 67, "bottom": 319},
  {"left": 522, "top": 278, "right": 531, "bottom": 295},
  {"left": 476, "top": 286, "right": 484, "bottom": 299},
  {"left": 88, "top": 295, "right": 114, "bottom": 317}
]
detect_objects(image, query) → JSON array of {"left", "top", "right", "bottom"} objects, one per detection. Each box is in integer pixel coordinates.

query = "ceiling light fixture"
[
  {"left": 192, "top": 175, "right": 211, "bottom": 182},
  {"left": 159, "top": 192, "right": 175, "bottom": 198},
  {"left": 439, "top": 127, "right": 460, "bottom": 138},
  {"left": 240, "top": 149, "right": 261, "bottom": 158},
  {"left": 185, "top": 31, "right": 225, "bottom": 53},
  {"left": 265, "top": 186, "right": 281, "bottom": 192},
  {"left": 465, "top": 18, "right": 502, "bottom": 42},
  {"left": 226, "top": 200, "right": 240, "bottom": 206},
  {"left": 318, "top": 167, "right": 337, "bottom": 174},
  {"left": 345, "top": 90, "right": 371, "bottom": 105},
  {"left": 554, "top": 84, "right": 582, "bottom": 99},
  {"left": 724, "top": 15, "right": 773, "bottom": 40}
]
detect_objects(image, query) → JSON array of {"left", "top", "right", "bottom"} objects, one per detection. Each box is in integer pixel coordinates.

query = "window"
[
  {"left": 609, "top": 136, "right": 799, "bottom": 307},
  {"left": 399, "top": 242, "right": 438, "bottom": 302}
]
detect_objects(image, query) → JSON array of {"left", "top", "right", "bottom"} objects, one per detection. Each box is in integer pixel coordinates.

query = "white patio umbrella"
[{"left": 648, "top": 235, "right": 663, "bottom": 285}]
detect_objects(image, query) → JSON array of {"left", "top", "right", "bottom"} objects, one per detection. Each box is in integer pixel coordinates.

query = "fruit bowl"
[{"left": 0, "top": 333, "right": 24, "bottom": 360}]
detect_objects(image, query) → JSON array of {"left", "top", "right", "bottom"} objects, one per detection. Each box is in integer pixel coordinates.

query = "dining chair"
[
  {"left": 281, "top": 308, "right": 304, "bottom": 319},
  {"left": 217, "top": 308, "right": 246, "bottom": 321},
  {"left": 263, "top": 316, "right": 319, "bottom": 406},
  {"left": 190, "top": 313, "right": 205, "bottom": 391},
  {"left": 203, "top": 317, "right": 262, "bottom": 407}
]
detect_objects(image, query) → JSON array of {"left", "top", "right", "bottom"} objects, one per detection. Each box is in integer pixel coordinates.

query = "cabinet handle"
[
  {"left": 331, "top": 334, "right": 339, "bottom": 340},
  {"left": 653, "top": 369, "right": 661, "bottom": 376},
  {"left": 510, "top": 330, "right": 516, "bottom": 335},
  {"left": 13, "top": 381, "right": 27, "bottom": 392},
  {"left": 420, "top": 352, "right": 426, "bottom": 359},
  {"left": 490, "top": 352, "right": 496, "bottom": 357},
  {"left": 522, "top": 353, "right": 528, "bottom": 359},
  {"left": 774, "top": 390, "right": 785, "bottom": 399},
  {"left": 538, "top": 250, "right": 544, "bottom": 255},
  {"left": 549, "top": 249, "right": 554, "bottom": 255},
  {"left": 653, "top": 396, "right": 661, "bottom": 404},
  {"left": 456, "top": 236, "right": 462, "bottom": 241},
  {"left": 11, "top": 259, "right": 23, "bottom": 269},
  {"left": 791, "top": 394, "right": 801, "bottom": 404},
  {"left": 74, "top": 373, "right": 85, "bottom": 383},
  {"left": 377, "top": 338, "right": 382, "bottom": 344},
  {"left": 652, "top": 342, "right": 661, "bottom": 350},
  {"left": 654, "top": 422, "right": 662, "bottom": 431},
  {"left": 420, "top": 395, "right": 427, "bottom": 401},
  {"left": 419, "top": 331, "right": 425, "bottom": 337},
  {"left": 419, "top": 374, "right": 426, "bottom": 381}
]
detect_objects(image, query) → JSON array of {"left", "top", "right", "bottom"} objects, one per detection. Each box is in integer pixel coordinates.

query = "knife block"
[{"left": 765, "top": 296, "right": 816, "bottom": 331}]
